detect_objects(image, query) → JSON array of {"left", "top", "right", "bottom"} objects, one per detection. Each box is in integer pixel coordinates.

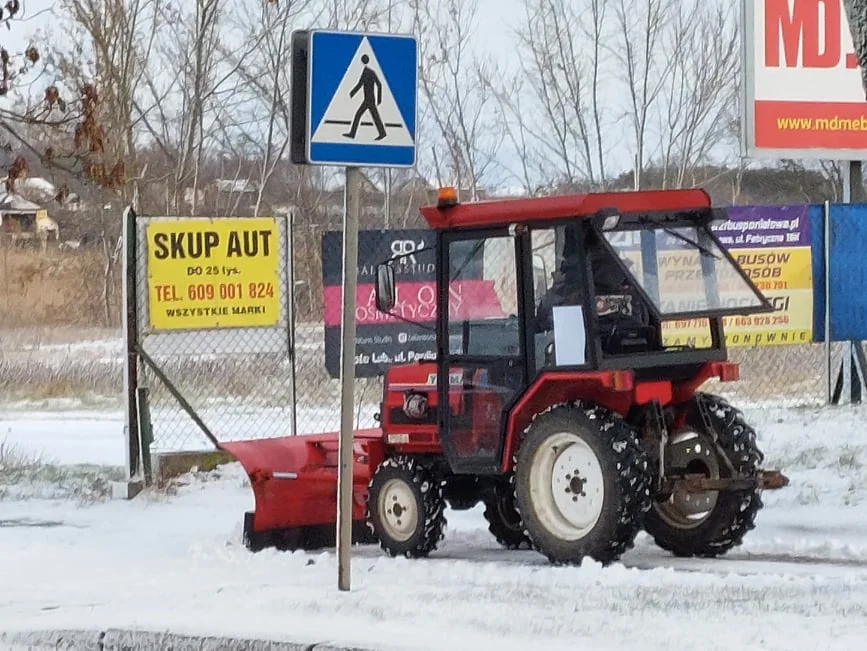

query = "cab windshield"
[{"left": 601, "top": 225, "right": 768, "bottom": 318}]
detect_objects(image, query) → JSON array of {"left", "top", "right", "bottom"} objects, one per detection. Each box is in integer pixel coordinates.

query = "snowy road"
[{"left": 3, "top": 403, "right": 867, "bottom": 649}]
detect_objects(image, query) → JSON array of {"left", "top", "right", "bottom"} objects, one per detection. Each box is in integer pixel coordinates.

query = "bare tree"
[
  {"left": 507, "top": 0, "right": 611, "bottom": 191},
  {"left": 408, "top": 0, "right": 503, "bottom": 199},
  {"left": 655, "top": 1, "right": 739, "bottom": 188},
  {"left": 18, "top": 0, "right": 164, "bottom": 326},
  {"left": 213, "top": 0, "right": 312, "bottom": 217},
  {"left": 49, "top": 0, "right": 163, "bottom": 203},
  {"left": 131, "top": 0, "right": 269, "bottom": 215},
  {"left": 325, "top": 0, "right": 387, "bottom": 30},
  {"left": 490, "top": 71, "right": 543, "bottom": 196},
  {"left": 0, "top": 1, "right": 132, "bottom": 198},
  {"left": 166, "top": 0, "right": 221, "bottom": 215},
  {"left": 611, "top": 0, "right": 677, "bottom": 190}
]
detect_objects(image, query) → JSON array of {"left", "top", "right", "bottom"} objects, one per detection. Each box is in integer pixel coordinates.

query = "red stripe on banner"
[
  {"left": 754, "top": 100, "right": 867, "bottom": 150},
  {"left": 323, "top": 281, "right": 506, "bottom": 327}
]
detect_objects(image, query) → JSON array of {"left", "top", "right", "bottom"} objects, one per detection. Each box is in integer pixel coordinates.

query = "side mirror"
[{"left": 375, "top": 262, "right": 396, "bottom": 312}]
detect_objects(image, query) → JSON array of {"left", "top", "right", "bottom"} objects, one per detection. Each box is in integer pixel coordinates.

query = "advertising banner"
[
  {"left": 322, "top": 229, "right": 439, "bottom": 378},
  {"left": 824, "top": 203, "right": 867, "bottom": 341},
  {"left": 145, "top": 217, "right": 281, "bottom": 331},
  {"left": 662, "top": 205, "right": 813, "bottom": 347},
  {"left": 743, "top": 0, "right": 867, "bottom": 158}
]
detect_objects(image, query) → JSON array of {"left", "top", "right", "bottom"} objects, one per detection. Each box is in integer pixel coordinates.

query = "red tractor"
[{"left": 221, "top": 187, "right": 788, "bottom": 566}]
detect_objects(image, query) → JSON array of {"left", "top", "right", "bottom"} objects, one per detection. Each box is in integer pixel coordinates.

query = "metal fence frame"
[{"left": 122, "top": 208, "right": 297, "bottom": 482}]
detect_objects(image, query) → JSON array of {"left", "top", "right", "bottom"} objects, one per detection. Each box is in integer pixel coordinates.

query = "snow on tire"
[
  {"left": 366, "top": 456, "right": 446, "bottom": 558},
  {"left": 644, "top": 392, "right": 764, "bottom": 558},
  {"left": 513, "top": 403, "right": 652, "bottom": 566}
]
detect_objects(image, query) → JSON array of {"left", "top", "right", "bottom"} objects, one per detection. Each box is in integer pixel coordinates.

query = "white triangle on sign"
[{"left": 311, "top": 37, "right": 413, "bottom": 147}]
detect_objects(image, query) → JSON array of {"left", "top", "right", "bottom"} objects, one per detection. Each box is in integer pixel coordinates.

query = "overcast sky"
[
  {"left": 2, "top": 0, "right": 747, "bottom": 191},
  {"left": 6, "top": 0, "right": 526, "bottom": 82}
]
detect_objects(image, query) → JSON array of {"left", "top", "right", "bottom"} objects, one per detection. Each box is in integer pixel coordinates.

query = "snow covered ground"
[{"left": 2, "top": 401, "right": 867, "bottom": 649}]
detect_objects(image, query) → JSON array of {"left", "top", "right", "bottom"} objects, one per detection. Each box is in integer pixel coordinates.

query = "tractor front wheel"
[
  {"left": 366, "top": 456, "right": 446, "bottom": 558},
  {"left": 644, "top": 393, "right": 764, "bottom": 558},
  {"left": 513, "top": 404, "right": 652, "bottom": 565}
]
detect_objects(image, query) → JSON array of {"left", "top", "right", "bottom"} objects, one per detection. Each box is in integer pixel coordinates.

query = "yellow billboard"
[
  {"left": 662, "top": 205, "right": 813, "bottom": 348},
  {"left": 145, "top": 217, "right": 281, "bottom": 331}
]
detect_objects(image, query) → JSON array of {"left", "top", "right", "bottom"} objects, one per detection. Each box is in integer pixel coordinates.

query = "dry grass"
[
  {"left": 0, "top": 439, "right": 46, "bottom": 475},
  {"left": 0, "top": 245, "right": 121, "bottom": 328},
  {"left": 0, "top": 356, "right": 123, "bottom": 404},
  {"left": 0, "top": 353, "right": 302, "bottom": 406},
  {"left": 0, "top": 438, "right": 124, "bottom": 502}
]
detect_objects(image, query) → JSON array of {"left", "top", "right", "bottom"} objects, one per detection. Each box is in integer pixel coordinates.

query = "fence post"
[
  {"left": 118, "top": 205, "right": 144, "bottom": 497},
  {"left": 287, "top": 211, "right": 298, "bottom": 437},
  {"left": 824, "top": 200, "right": 832, "bottom": 404},
  {"left": 137, "top": 386, "right": 153, "bottom": 484},
  {"left": 830, "top": 162, "right": 867, "bottom": 405}
]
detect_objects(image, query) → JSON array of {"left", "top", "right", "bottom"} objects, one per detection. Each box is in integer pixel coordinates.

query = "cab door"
[{"left": 437, "top": 228, "right": 528, "bottom": 474}]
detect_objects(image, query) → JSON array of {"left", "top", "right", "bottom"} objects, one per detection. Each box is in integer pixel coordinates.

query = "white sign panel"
[{"left": 742, "top": 0, "right": 867, "bottom": 159}]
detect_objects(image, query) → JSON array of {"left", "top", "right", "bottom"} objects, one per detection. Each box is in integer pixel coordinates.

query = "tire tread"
[
  {"left": 512, "top": 402, "right": 652, "bottom": 566},
  {"left": 646, "top": 392, "right": 764, "bottom": 558},
  {"left": 365, "top": 456, "right": 447, "bottom": 558}
]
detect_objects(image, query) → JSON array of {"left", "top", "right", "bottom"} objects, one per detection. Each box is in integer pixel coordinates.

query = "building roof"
[{"left": 0, "top": 192, "right": 43, "bottom": 212}]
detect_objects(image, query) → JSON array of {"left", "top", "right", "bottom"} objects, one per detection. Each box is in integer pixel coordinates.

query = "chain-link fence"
[
  {"left": 705, "top": 343, "right": 836, "bottom": 407},
  {"left": 133, "top": 213, "right": 296, "bottom": 455}
]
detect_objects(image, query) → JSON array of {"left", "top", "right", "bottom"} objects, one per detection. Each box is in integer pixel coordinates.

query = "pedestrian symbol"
[
  {"left": 344, "top": 54, "right": 387, "bottom": 141},
  {"left": 307, "top": 32, "right": 417, "bottom": 166}
]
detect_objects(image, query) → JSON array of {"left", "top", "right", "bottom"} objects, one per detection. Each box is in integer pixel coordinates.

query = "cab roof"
[{"left": 418, "top": 188, "right": 712, "bottom": 230}]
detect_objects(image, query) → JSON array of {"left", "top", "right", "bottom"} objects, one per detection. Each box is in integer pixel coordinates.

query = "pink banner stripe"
[{"left": 323, "top": 281, "right": 506, "bottom": 327}]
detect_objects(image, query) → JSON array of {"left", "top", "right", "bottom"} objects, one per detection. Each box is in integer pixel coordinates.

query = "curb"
[{"left": 0, "top": 630, "right": 375, "bottom": 651}]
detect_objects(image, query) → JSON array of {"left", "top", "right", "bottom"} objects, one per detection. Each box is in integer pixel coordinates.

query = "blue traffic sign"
[{"left": 306, "top": 30, "right": 418, "bottom": 168}]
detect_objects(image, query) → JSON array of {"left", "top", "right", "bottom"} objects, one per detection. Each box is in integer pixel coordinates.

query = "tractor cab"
[
  {"left": 524, "top": 204, "right": 770, "bottom": 369},
  {"left": 377, "top": 188, "right": 771, "bottom": 372},
  {"left": 374, "top": 189, "right": 773, "bottom": 475}
]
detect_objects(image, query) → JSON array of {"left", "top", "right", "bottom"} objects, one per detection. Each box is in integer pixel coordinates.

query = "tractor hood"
[{"left": 598, "top": 220, "right": 773, "bottom": 322}]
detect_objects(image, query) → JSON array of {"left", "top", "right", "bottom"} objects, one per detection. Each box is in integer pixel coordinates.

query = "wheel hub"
[
  {"left": 378, "top": 478, "right": 418, "bottom": 542},
  {"left": 567, "top": 474, "right": 587, "bottom": 497},
  {"left": 552, "top": 446, "right": 603, "bottom": 528},
  {"left": 529, "top": 432, "right": 606, "bottom": 542},
  {"left": 654, "top": 430, "right": 721, "bottom": 529}
]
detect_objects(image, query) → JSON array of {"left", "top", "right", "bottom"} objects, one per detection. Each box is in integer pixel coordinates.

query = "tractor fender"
[{"left": 500, "top": 362, "right": 739, "bottom": 473}]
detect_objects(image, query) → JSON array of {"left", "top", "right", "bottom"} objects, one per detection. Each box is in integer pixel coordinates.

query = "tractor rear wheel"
[
  {"left": 483, "top": 486, "right": 531, "bottom": 550},
  {"left": 513, "top": 403, "right": 652, "bottom": 565},
  {"left": 644, "top": 393, "right": 764, "bottom": 558},
  {"left": 366, "top": 456, "right": 446, "bottom": 558}
]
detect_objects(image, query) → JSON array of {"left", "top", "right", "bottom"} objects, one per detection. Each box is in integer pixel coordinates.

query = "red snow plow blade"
[{"left": 219, "top": 429, "right": 385, "bottom": 552}]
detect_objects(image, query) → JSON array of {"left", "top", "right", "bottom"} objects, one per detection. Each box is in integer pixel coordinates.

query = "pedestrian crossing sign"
[{"left": 306, "top": 30, "right": 418, "bottom": 168}]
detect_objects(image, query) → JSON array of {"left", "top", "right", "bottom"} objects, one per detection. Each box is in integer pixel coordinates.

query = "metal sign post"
[
  {"left": 290, "top": 27, "right": 418, "bottom": 591},
  {"left": 337, "top": 166, "right": 361, "bottom": 590}
]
